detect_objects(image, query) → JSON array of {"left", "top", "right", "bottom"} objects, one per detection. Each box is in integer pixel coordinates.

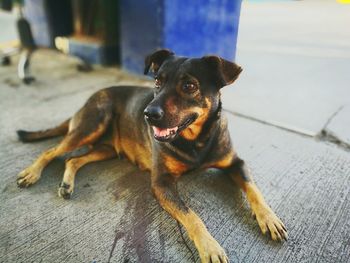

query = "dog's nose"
[{"left": 144, "top": 105, "right": 164, "bottom": 121}]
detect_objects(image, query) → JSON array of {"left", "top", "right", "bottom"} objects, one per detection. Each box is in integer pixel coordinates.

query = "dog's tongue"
[{"left": 153, "top": 126, "right": 178, "bottom": 137}]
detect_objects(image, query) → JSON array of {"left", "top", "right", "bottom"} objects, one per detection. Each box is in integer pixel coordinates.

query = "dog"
[{"left": 16, "top": 49, "right": 287, "bottom": 262}]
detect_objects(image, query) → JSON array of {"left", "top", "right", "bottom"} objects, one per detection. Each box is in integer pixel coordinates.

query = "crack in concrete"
[
  {"left": 320, "top": 105, "right": 344, "bottom": 132},
  {"left": 316, "top": 130, "right": 350, "bottom": 152},
  {"left": 224, "top": 109, "right": 350, "bottom": 152},
  {"left": 223, "top": 109, "right": 313, "bottom": 138},
  {"left": 316, "top": 105, "right": 350, "bottom": 151}
]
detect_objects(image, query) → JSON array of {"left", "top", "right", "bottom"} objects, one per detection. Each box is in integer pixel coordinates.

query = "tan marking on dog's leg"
[
  {"left": 162, "top": 154, "right": 188, "bottom": 176},
  {"left": 211, "top": 150, "right": 235, "bottom": 169},
  {"left": 58, "top": 144, "right": 116, "bottom": 199},
  {"left": 17, "top": 124, "right": 106, "bottom": 188},
  {"left": 17, "top": 145, "right": 68, "bottom": 188},
  {"left": 152, "top": 177, "right": 228, "bottom": 263},
  {"left": 179, "top": 211, "right": 228, "bottom": 263},
  {"left": 231, "top": 174, "right": 288, "bottom": 241}
]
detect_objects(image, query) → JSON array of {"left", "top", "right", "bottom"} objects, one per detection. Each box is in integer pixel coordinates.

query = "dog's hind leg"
[
  {"left": 58, "top": 144, "right": 116, "bottom": 199},
  {"left": 17, "top": 90, "right": 114, "bottom": 188},
  {"left": 17, "top": 141, "right": 76, "bottom": 188}
]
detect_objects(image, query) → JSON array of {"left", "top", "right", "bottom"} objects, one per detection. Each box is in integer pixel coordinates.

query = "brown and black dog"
[{"left": 16, "top": 49, "right": 287, "bottom": 262}]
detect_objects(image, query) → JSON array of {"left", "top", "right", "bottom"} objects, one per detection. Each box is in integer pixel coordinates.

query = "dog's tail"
[{"left": 17, "top": 119, "right": 70, "bottom": 142}]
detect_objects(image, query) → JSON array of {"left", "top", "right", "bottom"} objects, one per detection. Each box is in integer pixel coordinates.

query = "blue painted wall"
[
  {"left": 120, "top": 0, "right": 242, "bottom": 74},
  {"left": 164, "top": 0, "right": 242, "bottom": 60},
  {"left": 119, "top": 0, "right": 163, "bottom": 74}
]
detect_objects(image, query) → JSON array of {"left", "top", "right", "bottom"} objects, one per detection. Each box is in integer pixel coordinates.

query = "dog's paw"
[
  {"left": 17, "top": 167, "right": 41, "bottom": 188},
  {"left": 253, "top": 205, "right": 288, "bottom": 241},
  {"left": 58, "top": 182, "right": 73, "bottom": 199},
  {"left": 195, "top": 234, "right": 228, "bottom": 263}
]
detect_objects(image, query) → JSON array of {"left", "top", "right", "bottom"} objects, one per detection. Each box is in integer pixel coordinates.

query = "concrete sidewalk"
[
  {"left": 223, "top": 0, "right": 350, "bottom": 138},
  {"left": 1, "top": 1, "right": 350, "bottom": 262}
]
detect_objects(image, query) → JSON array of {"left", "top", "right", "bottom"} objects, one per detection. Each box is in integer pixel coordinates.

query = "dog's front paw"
[
  {"left": 58, "top": 182, "right": 73, "bottom": 199},
  {"left": 194, "top": 233, "right": 228, "bottom": 263},
  {"left": 253, "top": 205, "right": 288, "bottom": 241},
  {"left": 17, "top": 167, "right": 41, "bottom": 188}
]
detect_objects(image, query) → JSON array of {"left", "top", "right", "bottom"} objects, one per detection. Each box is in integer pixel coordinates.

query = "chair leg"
[{"left": 18, "top": 48, "right": 35, "bottom": 84}]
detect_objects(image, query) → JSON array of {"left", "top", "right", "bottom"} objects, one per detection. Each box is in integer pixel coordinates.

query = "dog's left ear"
[
  {"left": 144, "top": 49, "right": 175, "bottom": 75},
  {"left": 202, "top": 56, "right": 242, "bottom": 88}
]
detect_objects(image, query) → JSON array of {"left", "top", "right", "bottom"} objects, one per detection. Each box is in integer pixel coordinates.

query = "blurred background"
[
  {"left": 1, "top": 0, "right": 350, "bottom": 262},
  {"left": 1, "top": 0, "right": 349, "bottom": 141}
]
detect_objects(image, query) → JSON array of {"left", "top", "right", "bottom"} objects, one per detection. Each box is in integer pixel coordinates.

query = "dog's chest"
[{"left": 165, "top": 136, "right": 215, "bottom": 168}]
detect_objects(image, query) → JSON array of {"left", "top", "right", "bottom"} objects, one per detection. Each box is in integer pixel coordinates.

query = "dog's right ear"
[{"left": 144, "top": 49, "right": 175, "bottom": 75}]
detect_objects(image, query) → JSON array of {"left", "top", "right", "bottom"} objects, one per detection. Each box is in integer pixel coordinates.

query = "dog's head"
[{"left": 144, "top": 49, "right": 242, "bottom": 142}]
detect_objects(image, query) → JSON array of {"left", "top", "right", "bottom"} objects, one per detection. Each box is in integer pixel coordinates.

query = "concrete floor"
[
  {"left": 1, "top": 1, "right": 350, "bottom": 262},
  {"left": 223, "top": 0, "right": 350, "bottom": 137}
]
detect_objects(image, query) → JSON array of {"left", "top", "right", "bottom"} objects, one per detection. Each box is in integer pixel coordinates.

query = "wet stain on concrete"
[
  {"left": 107, "top": 231, "right": 125, "bottom": 263},
  {"left": 107, "top": 169, "right": 156, "bottom": 262}
]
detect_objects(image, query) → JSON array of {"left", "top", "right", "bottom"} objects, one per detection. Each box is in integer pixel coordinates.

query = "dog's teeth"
[{"left": 152, "top": 126, "right": 179, "bottom": 139}]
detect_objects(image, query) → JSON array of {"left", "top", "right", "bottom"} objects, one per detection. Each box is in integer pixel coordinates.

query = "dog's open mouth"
[{"left": 152, "top": 116, "right": 197, "bottom": 142}]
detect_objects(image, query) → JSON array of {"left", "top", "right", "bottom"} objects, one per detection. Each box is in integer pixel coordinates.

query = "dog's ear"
[
  {"left": 202, "top": 56, "right": 242, "bottom": 88},
  {"left": 144, "top": 49, "right": 175, "bottom": 75}
]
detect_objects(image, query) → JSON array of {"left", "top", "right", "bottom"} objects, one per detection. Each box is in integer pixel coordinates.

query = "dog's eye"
[
  {"left": 154, "top": 78, "right": 161, "bottom": 89},
  {"left": 182, "top": 83, "right": 198, "bottom": 93}
]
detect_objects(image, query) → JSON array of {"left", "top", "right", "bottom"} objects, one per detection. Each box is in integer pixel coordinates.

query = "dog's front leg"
[
  {"left": 151, "top": 172, "right": 228, "bottom": 263},
  {"left": 222, "top": 157, "right": 288, "bottom": 241}
]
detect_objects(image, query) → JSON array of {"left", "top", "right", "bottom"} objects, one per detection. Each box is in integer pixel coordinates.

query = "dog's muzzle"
[{"left": 144, "top": 108, "right": 198, "bottom": 142}]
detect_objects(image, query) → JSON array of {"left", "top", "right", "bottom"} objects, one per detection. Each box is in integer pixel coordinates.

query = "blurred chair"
[
  {"left": 1, "top": 0, "right": 36, "bottom": 84},
  {"left": 0, "top": 0, "right": 93, "bottom": 85}
]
